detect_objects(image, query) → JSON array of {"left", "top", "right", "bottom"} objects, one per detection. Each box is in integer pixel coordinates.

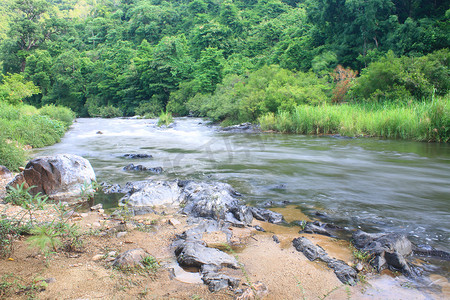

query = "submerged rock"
[
  {"left": 250, "top": 207, "right": 285, "bottom": 224},
  {"left": 219, "top": 123, "right": 261, "bottom": 133},
  {"left": 122, "top": 154, "right": 153, "bottom": 159},
  {"left": 293, "top": 237, "right": 358, "bottom": 285},
  {"left": 123, "top": 164, "right": 163, "bottom": 174},
  {"left": 8, "top": 154, "right": 96, "bottom": 202},
  {"left": 300, "top": 221, "right": 342, "bottom": 237},
  {"left": 352, "top": 230, "right": 414, "bottom": 276}
]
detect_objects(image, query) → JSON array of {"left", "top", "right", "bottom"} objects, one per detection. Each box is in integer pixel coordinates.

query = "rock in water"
[
  {"left": 8, "top": 154, "right": 96, "bottom": 202},
  {"left": 352, "top": 230, "right": 414, "bottom": 276}
]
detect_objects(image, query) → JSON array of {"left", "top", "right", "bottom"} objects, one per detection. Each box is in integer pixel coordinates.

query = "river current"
[{"left": 34, "top": 117, "right": 450, "bottom": 253}]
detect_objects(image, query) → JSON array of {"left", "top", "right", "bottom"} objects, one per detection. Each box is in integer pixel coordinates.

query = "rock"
[
  {"left": 352, "top": 230, "right": 414, "bottom": 275},
  {"left": 117, "top": 231, "right": 127, "bottom": 238},
  {"left": 254, "top": 225, "right": 265, "bottom": 232},
  {"left": 175, "top": 241, "right": 238, "bottom": 269},
  {"left": 168, "top": 218, "right": 181, "bottom": 226},
  {"left": 112, "top": 248, "right": 147, "bottom": 268},
  {"left": 201, "top": 264, "right": 240, "bottom": 292},
  {"left": 123, "top": 164, "right": 163, "bottom": 174},
  {"left": 8, "top": 154, "right": 96, "bottom": 202},
  {"left": 0, "top": 165, "right": 12, "bottom": 178},
  {"left": 119, "top": 180, "right": 184, "bottom": 208},
  {"left": 90, "top": 204, "right": 103, "bottom": 211},
  {"left": 96, "top": 131, "right": 103, "bottom": 134},
  {"left": 220, "top": 123, "right": 261, "bottom": 133},
  {"left": 272, "top": 235, "right": 280, "bottom": 244},
  {"left": 293, "top": 237, "right": 358, "bottom": 285},
  {"left": 300, "top": 221, "right": 342, "bottom": 237},
  {"left": 250, "top": 207, "right": 285, "bottom": 224},
  {"left": 123, "top": 154, "right": 153, "bottom": 159},
  {"left": 237, "top": 281, "right": 269, "bottom": 300},
  {"left": 412, "top": 244, "right": 450, "bottom": 260},
  {"left": 92, "top": 254, "right": 104, "bottom": 261},
  {"left": 355, "top": 263, "right": 364, "bottom": 272}
]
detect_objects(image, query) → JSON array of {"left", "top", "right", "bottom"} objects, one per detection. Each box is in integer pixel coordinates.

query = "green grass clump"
[
  {"left": 157, "top": 110, "right": 173, "bottom": 127},
  {"left": 38, "top": 104, "right": 76, "bottom": 128},
  {"left": 259, "top": 95, "right": 449, "bottom": 142},
  {"left": 0, "top": 102, "right": 75, "bottom": 171}
]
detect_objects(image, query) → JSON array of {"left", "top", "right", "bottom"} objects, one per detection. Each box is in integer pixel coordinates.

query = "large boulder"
[{"left": 8, "top": 154, "right": 96, "bottom": 201}]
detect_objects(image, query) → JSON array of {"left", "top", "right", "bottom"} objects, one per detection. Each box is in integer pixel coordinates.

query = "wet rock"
[
  {"left": 112, "top": 248, "right": 147, "bottom": 268},
  {"left": 413, "top": 244, "right": 450, "bottom": 260},
  {"left": 220, "top": 123, "right": 261, "bottom": 133},
  {"left": 101, "top": 183, "right": 122, "bottom": 194},
  {"left": 123, "top": 164, "right": 163, "bottom": 174},
  {"left": 96, "top": 131, "right": 103, "bottom": 134},
  {"left": 8, "top": 154, "right": 96, "bottom": 202},
  {"left": 175, "top": 240, "right": 238, "bottom": 269},
  {"left": 123, "top": 154, "right": 153, "bottom": 159},
  {"left": 250, "top": 207, "right": 285, "bottom": 224},
  {"left": 352, "top": 230, "right": 413, "bottom": 275},
  {"left": 293, "top": 237, "right": 358, "bottom": 285},
  {"left": 300, "top": 221, "right": 342, "bottom": 237}
]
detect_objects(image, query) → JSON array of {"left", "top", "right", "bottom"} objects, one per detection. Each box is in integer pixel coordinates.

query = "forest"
[{"left": 0, "top": 0, "right": 449, "bottom": 149}]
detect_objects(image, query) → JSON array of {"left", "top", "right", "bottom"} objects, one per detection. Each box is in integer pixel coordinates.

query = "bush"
[
  {"left": 0, "top": 135, "right": 27, "bottom": 171},
  {"left": 98, "top": 105, "right": 123, "bottom": 118},
  {"left": 157, "top": 110, "right": 173, "bottom": 126},
  {"left": 38, "top": 104, "right": 75, "bottom": 128}
]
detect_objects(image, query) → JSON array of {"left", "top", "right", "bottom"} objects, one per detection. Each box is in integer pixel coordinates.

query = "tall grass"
[
  {"left": 0, "top": 102, "right": 76, "bottom": 171},
  {"left": 259, "top": 96, "right": 449, "bottom": 142}
]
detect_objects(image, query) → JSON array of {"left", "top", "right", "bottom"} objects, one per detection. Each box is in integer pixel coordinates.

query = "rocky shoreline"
[{"left": 1, "top": 154, "right": 449, "bottom": 299}]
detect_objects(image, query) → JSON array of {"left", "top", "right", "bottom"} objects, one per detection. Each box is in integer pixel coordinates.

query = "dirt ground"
[{"left": 1, "top": 177, "right": 448, "bottom": 300}]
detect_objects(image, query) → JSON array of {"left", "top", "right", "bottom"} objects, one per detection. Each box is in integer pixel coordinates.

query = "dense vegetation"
[{"left": 0, "top": 0, "right": 449, "bottom": 141}]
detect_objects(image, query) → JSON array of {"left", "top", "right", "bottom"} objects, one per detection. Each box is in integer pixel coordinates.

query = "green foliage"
[
  {"left": 141, "top": 255, "right": 159, "bottom": 272},
  {"left": 0, "top": 73, "right": 40, "bottom": 105},
  {"left": 259, "top": 96, "right": 450, "bottom": 142},
  {"left": 188, "top": 65, "right": 330, "bottom": 124},
  {"left": 157, "top": 110, "right": 173, "bottom": 127},
  {"left": 351, "top": 50, "right": 449, "bottom": 102},
  {"left": 4, "top": 183, "right": 47, "bottom": 208},
  {"left": 0, "top": 219, "right": 18, "bottom": 258},
  {"left": 38, "top": 104, "right": 75, "bottom": 128},
  {"left": 0, "top": 134, "right": 27, "bottom": 171}
]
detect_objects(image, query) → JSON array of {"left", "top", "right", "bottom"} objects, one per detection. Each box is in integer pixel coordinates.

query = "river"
[{"left": 34, "top": 117, "right": 450, "bottom": 254}]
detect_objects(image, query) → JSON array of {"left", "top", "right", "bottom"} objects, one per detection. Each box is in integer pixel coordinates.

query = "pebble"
[
  {"left": 117, "top": 231, "right": 127, "bottom": 238},
  {"left": 92, "top": 222, "right": 101, "bottom": 228},
  {"left": 92, "top": 254, "right": 104, "bottom": 261},
  {"left": 169, "top": 218, "right": 181, "bottom": 226},
  {"left": 108, "top": 251, "right": 116, "bottom": 257},
  {"left": 80, "top": 213, "right": 89, "bottom": 218}
]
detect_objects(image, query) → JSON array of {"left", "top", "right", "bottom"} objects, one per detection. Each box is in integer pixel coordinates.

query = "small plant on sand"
[
  {"left": 141, "top": 255, "right": 159, "bottom": 273},
  {"left": 352, "top": 248, "right": 373, "bottom": 263}
]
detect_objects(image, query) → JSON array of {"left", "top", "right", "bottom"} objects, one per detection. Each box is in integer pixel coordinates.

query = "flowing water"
[{"left": 35, "top": 117, "right": 450, "bottom": 254}]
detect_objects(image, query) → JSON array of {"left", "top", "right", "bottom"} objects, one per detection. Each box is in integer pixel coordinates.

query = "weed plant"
[{"left": 157, "top": 110, "right": 173, "bottom": 127}]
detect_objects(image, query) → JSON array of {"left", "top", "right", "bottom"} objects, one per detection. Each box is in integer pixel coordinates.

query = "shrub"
[
  {"left": 98, "top": 105, "right": 123, "bottom": 118},
  {"left": 157, "top": 110, "right": 173, "bottom": 126},
  {"left": 38, "top": 104, "right": 75, "bottom": 128},
  {"left": 0, "top": 135, "right": 27, "bottom": 171}
]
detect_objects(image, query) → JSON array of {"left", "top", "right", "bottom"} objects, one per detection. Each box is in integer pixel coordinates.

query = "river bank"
[{"left": 1, "top": 188, "right": 446, "bottom": 299}]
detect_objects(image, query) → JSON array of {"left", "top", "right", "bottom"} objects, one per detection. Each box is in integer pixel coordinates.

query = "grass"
[
  {"left": 259, "top": 95, "right": 449, "bottom": 142},
  {"left": 0, "top": 102, "right": 75, "bottom": 171}
]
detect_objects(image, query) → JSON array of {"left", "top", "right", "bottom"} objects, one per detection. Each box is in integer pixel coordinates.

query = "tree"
[{"left": 0, "top": 72, "right": 40, "bottom": 105}]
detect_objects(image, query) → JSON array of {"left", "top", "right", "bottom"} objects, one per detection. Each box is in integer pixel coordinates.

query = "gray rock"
[
  {"left": 119, "top": 180, "right": 184, "bottom": 207},
  {"left": 352, "top": 230, "right": 414, "bottom": 275},
  {"left": 202, "top": 267, "right": 240, "bottom": 292},
  {"left": 123, "top": 164, "right": 163, "bottom": 174},
  {"left": 250, "top": 207, "right": 285, "bottom": 224},
  {"left": 175, "top": 241, "right": 238, "bottom": 269},
  {"left": 300, "top": 221, "right": 341, "bottom": 237},
  {"left": 112, "top": 248, "right": 147, "bottom": 268},
  {"left": 293, "top": 237, "right": 358, "bottom": 285},
  {"left": 220, "top": 123, "right": 261, "bottom": 133},
  {"left": 8, "top": 154, "right": 96, "bottom": 202},
  {"left": 123, "top": 154, "right": 153, "bottom": 159}
]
